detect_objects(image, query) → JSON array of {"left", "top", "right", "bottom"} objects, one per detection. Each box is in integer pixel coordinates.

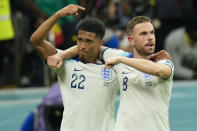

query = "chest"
[
  {"left": 60, "top": 61, "right": 117, "bottom": 93},
  {"left": 116, "top": 65, "right": 160, "bottom": 91}
]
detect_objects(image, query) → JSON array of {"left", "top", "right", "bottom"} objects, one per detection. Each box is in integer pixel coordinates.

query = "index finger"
[{"left": 75, "top": 5, "right": 85, "bottom": 10}]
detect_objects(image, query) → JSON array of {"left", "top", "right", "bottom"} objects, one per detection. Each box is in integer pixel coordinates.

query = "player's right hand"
[
  {"left": 57, "top": 4, "right": 85, "bottom": 18},
  {"left": 104, "top": 57, "right": 120, "bottom": 69},
  {"left": 47, "top": 53, "right": 63, "bottom": 69}
]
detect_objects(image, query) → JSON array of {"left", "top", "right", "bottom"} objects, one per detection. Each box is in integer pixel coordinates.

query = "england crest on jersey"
[
  {"left": 101, "top": 68, "right": 112, "bottom": 81},
  {"left": 142, "top": 73, "right": 152, "bottom": 80}
]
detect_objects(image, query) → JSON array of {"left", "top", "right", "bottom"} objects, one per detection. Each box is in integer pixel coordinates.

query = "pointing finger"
[{"left": 75, "top": 5, "right": 85, "bottom": 10}]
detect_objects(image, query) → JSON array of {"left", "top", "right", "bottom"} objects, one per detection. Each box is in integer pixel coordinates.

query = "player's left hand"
[
  {"left": 150, "top": 50, "right": 172, "bottom": 62},
  {"left": 104, "top": 57, "right": 120, "bottom": 69}
]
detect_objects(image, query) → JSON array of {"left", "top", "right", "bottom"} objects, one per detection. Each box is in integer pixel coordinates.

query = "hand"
[
  {"left": 104, "top": 57, "right": 120, "bottom": 69},
  {"left": 47, "top": 53, "right": 64, "bottom": 69},
  {"left": 57, "top": 4, "right": 85, "bottom": 18},
  {"left": 150, "top": 50, "right": 172, "bottom": 62}
]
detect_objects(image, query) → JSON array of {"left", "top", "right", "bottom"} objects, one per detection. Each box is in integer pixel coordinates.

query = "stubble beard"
[
  {"left": 78, "top": 52, "right": 99, "bottom": 63},
  {"left": 135, "top": 46, "right": 155, "bottom": 57}
]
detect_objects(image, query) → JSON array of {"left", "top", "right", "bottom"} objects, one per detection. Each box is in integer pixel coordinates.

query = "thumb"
[
  {"left": 104, "top": 64, "right": 112, "bottom": 69},
  {"left": 56, "top": 60, "right": 63, "bottom": 69}
]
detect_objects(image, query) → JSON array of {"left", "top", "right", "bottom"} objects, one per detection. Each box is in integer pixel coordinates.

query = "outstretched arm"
[
  {"left": 105, "top": 56, "right": 172, "bottom": 79},
  {"left": 30, "top": 4, "right": 85, "bottom": 60},
  {"left": 47, "top": 46, "right": 78, "bottom": 69}
]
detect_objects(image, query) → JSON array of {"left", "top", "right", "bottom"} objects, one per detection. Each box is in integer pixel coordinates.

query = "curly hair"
[{"left": 76, "top": 18, "right": 105, "bottom": 39}]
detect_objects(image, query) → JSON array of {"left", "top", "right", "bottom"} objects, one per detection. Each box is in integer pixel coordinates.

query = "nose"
[
  {"left": 79, "top": 42, "right": 86, "bottom": 50},
  {"left": 148, "top": 33, "right": 154, "bottom": 41}
]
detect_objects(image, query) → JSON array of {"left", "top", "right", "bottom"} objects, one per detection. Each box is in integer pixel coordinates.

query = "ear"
[
  {"left": 128, "top": 35, "right": 134, "bottom": 46},
  {"left": 99, "top": 40, "right": 104, "bottom": 46}
]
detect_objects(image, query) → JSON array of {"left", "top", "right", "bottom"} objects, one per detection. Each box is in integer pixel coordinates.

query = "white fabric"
[
  {"left": 103, "top": 48, "right": 174, "bottom": 131},
  {"left": 54, "top": 50, "right": 119, "bottom": 131}
]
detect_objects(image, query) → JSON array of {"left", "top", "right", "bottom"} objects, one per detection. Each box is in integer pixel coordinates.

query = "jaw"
[
  {"left": 133, "top": 47, "right": 155, "bottom": 59},
  {"left": 79, "top": 53, "right": 98, "bottom": 63}
]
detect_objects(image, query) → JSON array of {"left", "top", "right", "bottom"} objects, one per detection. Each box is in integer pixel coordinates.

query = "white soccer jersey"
[
  {"left": 54, "top": 57, "right": 119, "bottom": 131},
  {"left": 103, "top": 48, "right": 174, "bottom": 131}
]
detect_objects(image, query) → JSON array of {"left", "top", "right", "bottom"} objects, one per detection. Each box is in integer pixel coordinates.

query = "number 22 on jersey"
[{"left": 71, "top": 73, "right": 86, "bottom": 89}]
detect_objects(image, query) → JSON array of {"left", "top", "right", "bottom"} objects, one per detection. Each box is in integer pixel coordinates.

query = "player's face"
[
  {"left": 129, "top": 22, "right": 155, "bottom": 56},
  {"left": 77, "top": 30, "right": 102, "bottom": 63}
]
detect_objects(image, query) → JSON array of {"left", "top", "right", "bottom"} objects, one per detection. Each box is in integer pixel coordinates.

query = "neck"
[
  {"left": 79, "top": 50, "right": 101, "bottom": 63},
  {"left": 133, "top": 50, "right": 152, "bottom": 60}
]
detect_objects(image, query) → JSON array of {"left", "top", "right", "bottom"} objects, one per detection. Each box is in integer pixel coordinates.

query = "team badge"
[
  {"left": 142, "top": 73, "right": 152, "bottom": 80},
  {"left": 101, "top": 68, "right": 112, "bottom": 81}
]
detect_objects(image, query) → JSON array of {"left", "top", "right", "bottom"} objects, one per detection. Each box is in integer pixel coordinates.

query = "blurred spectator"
[
  {"left": 91, "top": 0, "right": 132, "bottom": 52},
  {"left": 164, "top": 0, "right": 197, "bottom": 80},
  {"left": 95, "top": 0, "right": 120, "bottom": 48},
  {"left": 117, "top": 0, "right": 155, "bottom": 29},
  {"left": 0, "top": 0, "right": 15, "bottom": 87},
  {"left": 164, "top": 18, "right": 197, "bottom": 80},
  {"left": 154, "top": 0, "right": 182, "bottom": 52},
  {"left": 0, "top": 0, "right": 48, "bottom": 87},
  {"left": 21, "top": 82, "right": 63, "bottom": 131}
]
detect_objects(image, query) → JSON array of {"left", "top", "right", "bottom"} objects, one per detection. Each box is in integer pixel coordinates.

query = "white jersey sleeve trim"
[
  {"left": 157, "top": 59, "right": 174, "bottom": 79},
  {"left": 102, "top": 48, "right": 129, "bottom": 62}
]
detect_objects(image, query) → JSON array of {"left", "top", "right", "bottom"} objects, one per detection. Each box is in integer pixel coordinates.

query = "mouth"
[
  {"left": 145, "top": 43, "right": 154, "bottom": 48},
  {"left": 80, "top": 50, "right": 87, "bottom": 54}
]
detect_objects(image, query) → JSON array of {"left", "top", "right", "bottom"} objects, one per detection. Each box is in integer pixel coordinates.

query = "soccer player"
[
  {"left": 30, "top": 4, "right": 119, "bottom": 131},
  {"left": 103, "top": 16, "right": 174, "bottom": 131},
  {"left": 49, "top": 17, "right": 173, "bottom": 131}
]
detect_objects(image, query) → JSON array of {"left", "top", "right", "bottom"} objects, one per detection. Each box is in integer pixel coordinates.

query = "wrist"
[
  {"left": 54, "top": 11, "right": 62, "bottom": 20},
  {"left": 117, "top": 56, "right": 123, "bottom": 63},
  {"left": 61, "top": 52, "right": 66, "bottom": 60}
]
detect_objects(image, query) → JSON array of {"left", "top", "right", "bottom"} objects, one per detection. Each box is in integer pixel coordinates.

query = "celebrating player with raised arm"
[
  {"left": 49, "top": 16, "right": 174, "bottom": 131},
  {"left": 30, "top": 4, "right": 119, "bottom": 131}
]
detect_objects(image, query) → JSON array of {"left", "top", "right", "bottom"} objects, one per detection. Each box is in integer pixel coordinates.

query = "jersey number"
[
  {"left": 71, "top": 74, "right": 86, "bottom": 89},
  {"left": 123, "top": 76, "right": 128, "bottom": 91}
]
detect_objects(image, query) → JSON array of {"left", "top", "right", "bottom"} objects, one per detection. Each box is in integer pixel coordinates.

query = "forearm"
[
  {"left": 61, "top": 46, "right": 78, "bottom": 60},
  {"left": 47, "top": 46, "right": 78, "bottom": 69},
  {"left": 118, "top": 56, "right": 171, "bottom": 78},
  {"left": 30, "top": 12, "right": 60, "bottom": 45}
]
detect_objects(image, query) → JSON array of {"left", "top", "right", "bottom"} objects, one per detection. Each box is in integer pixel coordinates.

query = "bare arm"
[
  {"left": 48, "top": 45, "right": 107, "bottom": 69},
  {"left": 105, "top": 56, "right": 172, "bottom": 79},
  {"left": 30, "top": 4, "right": 85, "bottom": 60},
  {"left": 47, "top": 46, "right": 78, "bottom": 69}
]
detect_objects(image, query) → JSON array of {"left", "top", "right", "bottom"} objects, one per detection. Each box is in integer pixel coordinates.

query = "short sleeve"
[
  {"left": 102, "top": 48, "right": 130, "bottom": 62},
  {"left": 157, "top": 59, "right": 174, "bottom": 79}
]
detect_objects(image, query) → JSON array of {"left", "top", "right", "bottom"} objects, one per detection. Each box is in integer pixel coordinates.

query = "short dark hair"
[
  {"left": 76, "top": 18, "right": 105, "bottom": 39},
  {"left": 127, "top": 16, "right": 152, "bottom": 35}
]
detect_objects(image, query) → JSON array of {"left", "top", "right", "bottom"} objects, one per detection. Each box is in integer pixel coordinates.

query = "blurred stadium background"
[{"left": 1, "top": 0, "right": 197, "bottom": 131}]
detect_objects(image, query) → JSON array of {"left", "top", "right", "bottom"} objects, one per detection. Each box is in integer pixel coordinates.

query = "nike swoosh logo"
[
  {"left": 122, "top": 71, "right": 131, "bottom": 74},
  {"left": 74, "top": 68, "right": 85, "bottom": 71}
]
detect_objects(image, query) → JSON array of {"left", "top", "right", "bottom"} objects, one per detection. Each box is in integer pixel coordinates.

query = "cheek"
[{"left": 89, "top": 45, "right": 99, "bottom": 53}]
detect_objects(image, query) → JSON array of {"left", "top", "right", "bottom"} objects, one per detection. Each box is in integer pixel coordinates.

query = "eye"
[
  {"left": 86, "top": 39, "right": 93, "bottom": 44},
  {"left": 78, "top": 38, "right": 83, "bottom": 42},
  {"left": 140, "top": 32, "right": 147, "bottom": 35},
  {"left": 150, "top": 30, "right": 155, "bottom": 35}
]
